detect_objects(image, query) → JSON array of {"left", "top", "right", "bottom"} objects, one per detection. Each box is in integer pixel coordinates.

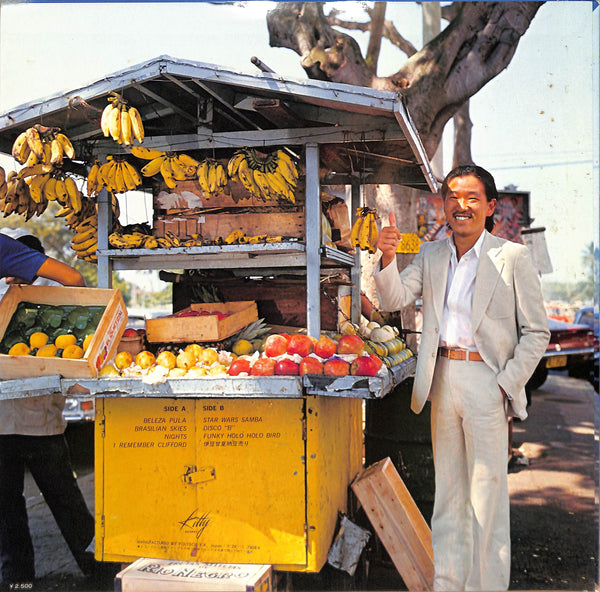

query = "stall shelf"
[{"left": 0, "top": 56, "right": 434, "bottom": 574}]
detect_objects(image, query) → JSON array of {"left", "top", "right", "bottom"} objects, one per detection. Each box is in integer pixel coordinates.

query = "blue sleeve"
[{"left": 0, "top": 234, "right": 48, "bottom": 283}]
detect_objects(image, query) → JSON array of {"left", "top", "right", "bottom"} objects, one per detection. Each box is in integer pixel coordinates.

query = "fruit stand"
[{"left": 0, "top": 56, "right": 437, "bottom": 573}]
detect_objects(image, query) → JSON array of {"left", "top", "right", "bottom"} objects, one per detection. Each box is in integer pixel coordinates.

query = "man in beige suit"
[{"left": 374, "top": 165, "right": 549, "bottom": 591}]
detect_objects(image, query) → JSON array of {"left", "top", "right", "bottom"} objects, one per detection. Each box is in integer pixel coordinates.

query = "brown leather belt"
[{"left": 438, "top": 346, "right": 484, "bottom": 362}]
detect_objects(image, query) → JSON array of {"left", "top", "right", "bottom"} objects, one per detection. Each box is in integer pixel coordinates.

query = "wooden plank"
[{"left": 351, "top": 457, "right": 434, "bottom": 591}]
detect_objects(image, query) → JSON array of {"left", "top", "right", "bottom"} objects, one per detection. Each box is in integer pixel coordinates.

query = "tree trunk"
[{"left": 452, "top": 100, "right": 474, "bottom": 167}]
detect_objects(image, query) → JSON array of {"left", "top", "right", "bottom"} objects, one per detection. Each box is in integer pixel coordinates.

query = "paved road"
[{"left": 12, "top": 373, "right": 599, "bottom": 591}]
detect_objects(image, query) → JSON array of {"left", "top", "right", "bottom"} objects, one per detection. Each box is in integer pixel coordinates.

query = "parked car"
[
  {"left": 573, "top": 306, "right": 599, "bottom": 390},
  {"left": 526, "top": 316, "right": 597, "bottom": 395}
]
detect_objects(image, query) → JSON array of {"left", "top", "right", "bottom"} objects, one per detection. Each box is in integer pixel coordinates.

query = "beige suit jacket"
[{"left": 374, "top": 231, "right": 550, "bottom": 420}]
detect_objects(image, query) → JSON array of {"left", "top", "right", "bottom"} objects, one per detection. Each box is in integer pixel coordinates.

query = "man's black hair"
[
  {"left": 16, "top": 234, "right": 45, "bottom": 254},
  {"left": 441, "top": 164, "right": 498, "bottom": 233}
]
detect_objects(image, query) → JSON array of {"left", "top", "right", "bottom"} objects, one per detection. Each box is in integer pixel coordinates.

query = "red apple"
[
  {"left": 228, "top": 358, "right": 251, "bottom": 376},
  {"left": 122, "top": 328, "right": 138, "bottom": 338},
  {"left": 337, "top": 334, "right": 365, "bottom": 355},
  {"left": 324, "top": 357, "right": 351, "bottom": 376},
  {"left": 251, "top": 357, "right": 276, "bottom": 376},
  {"left": 314, "top": 336, "right": 337, "bottom": 359},
  {"left": 264, "top": 334, "right": 290, "bottom": 358},
  {"left": 369, "top": 354, "right": 383, "bottom": 372},
  {"left": 299, "top": 356, "right": 324, "bottom": 376},
  {"left": 286, "top": 334, "right": 314, "bottom": 357},
  {"left": 274, "top": 358, "right": 300, "bottom": 376},
  {"left": 350, "top": 355, "right": 380, "bottom": 377}
]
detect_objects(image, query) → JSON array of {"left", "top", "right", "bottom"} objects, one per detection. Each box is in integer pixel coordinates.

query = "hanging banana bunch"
[
  {"left": 93, "top": 156, "right": 143, "bottom": 194},
  {"left": 56, "top": 193, "right": 120, "bottom": 264},
  {"left": 100, "top": 92, "right": 145, "bottom": 145},
  {"left": 12, "top": 125, "right": 75, "bottom": 167},
  {"left": 227, "top": 148, "right": 298, "bottom": 204},
  {"left": 350, "top": 207, "right": 379, "bottom": 254},
  {"left": 131, "top": 146, "right": 199, "bottom": 189},
  {"left": 196, "top": 159, "right": 228, "bottom": 198}
]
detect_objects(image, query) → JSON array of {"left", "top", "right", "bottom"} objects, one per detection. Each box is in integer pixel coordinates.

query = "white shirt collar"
[{"left": 447, "top": 230, "right": 487, "bottom": 263}]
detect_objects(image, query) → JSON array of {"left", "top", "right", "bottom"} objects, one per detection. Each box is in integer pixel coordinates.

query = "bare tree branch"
[{"left": 365, "top": 2, "right": 387, "bottom": 73}]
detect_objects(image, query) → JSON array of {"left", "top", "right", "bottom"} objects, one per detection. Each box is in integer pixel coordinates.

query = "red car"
[{"left": 526, "top": 317, "right": 597, "bottom": 394}]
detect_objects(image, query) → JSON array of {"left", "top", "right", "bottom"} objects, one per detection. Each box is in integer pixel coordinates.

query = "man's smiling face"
[{"left": 444, "top": 174, "right": 496, "bottom": 245}]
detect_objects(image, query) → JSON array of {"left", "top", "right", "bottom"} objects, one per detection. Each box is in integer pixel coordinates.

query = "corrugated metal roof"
[{"left": 0, "top": 55, "right": 437, "bottom": 191}]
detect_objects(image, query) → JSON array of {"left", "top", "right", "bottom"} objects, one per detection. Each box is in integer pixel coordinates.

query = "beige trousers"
[{"left": 429, "top": 356, "right": 510, "bottom": 591}]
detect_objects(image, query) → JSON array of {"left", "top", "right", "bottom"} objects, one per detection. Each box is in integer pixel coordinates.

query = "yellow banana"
[
  {"left": 27, "top": 173, "right": 50, "bottom": 204},
  {"left": 49, "top": 138, "right": 63, "bottom": 165},
  {"left": 109, "top": 105, "right": 121, "bottom": 142},
  {"left": 128, "top": 107, "right": 144, "bottom": 143},
  {"left": 358, "top": 210, "right": 374, "bottom": 251},
  {"left": 25, "top": 127, "right": 44, "bottom": 160},
  {"left": 141, "top": 155, "right": 166, "bottom": 177},
  {"left": 142, "top": 236, "right": 159, "bottom": 249},
  {"left": 99, "top": 161, "right": 116, "bottom": 192},
  {"left": 101, "top": 102, "right": 115, "bottom": 137},
  {"left": 86, "top": 161, "right": 101, "bottom": 196},
  {"left": 266, "top": 170, "right": 295, "bottom": 203},
  {"left": 16, "top": 163, "right": 53, "bottom": 180},
  {"left": 266, "top": 236, "right": 283, "bottom": 243},
  {"left": 160, "top": 157, "right": 177, "bottom": 189},
  {"left": 24, "top": 150, "right": 39, "bottom": 167},
  {"left": 54, "top": 177, "right": 69, "bottom": 205},
  {"left": 113, "top": 162, "right": 127, "bottom": 193},
  {"left": 237, "top": 158, "right": 261, "bottom": 199},
  {"left": 350, "top": 208, "right": 366, "bottom": 248},
  {"left": 55, "top": 133, "right": 75, "bottom": 159},
  {"left": 367, "top": 210, "right": 379, "bottom": 254},
  {"left": 120, "top": 107, "right": 133, "bottom": 145},
  {"left": 177, "top": 153, "right": 199, "bottom": 170},
  {"left": 227, "top": 151, "right": 246, "bottom": 178},
  {"left": 252, "top": 169, "right": 272, "bottom": 200},
  {"left": 130, "top": 145, "right": 164, "bottom": 160},
  {"left": 72, "top": 226, "right": 97, "bottom": 245},
  {"left": 197, "top": 160, "right": 211, "bottom": 196},
  {"left": 12, "top": 131, "right": 30, "bottom": 164},
  {"left": 42, "top": 177, "right": 58, "bottom": 202},
  {"left": 215, "top": 163, "right": 227, "bottom": 192},
  {"left": 72, "top": 236, "right": 97, "bottom": 252},
  {"left": 276, "top": 150, "right": 299, "bottom": 185},
  {"left": 169, "top": 156, "right": 188, "bottom": 181},
  {"left": 121, "top": 161, "right": 141, "bottom": 190},
  {"left": 64, "top": 176, "right": 81, "bottom": 212},
  {"left": 207, "top": 162, "right": 217, "bottom": 194},
  {"left": 224, "top": 228, "right": 244, "bottom": 244}
]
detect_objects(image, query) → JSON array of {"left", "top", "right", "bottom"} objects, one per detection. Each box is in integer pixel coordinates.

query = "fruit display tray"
[
  {"left": 145, "top": 300, "right": 258, "bottom": 344},
  {"left": 0, "top": 285, "right": 127, "bottom": 379}
]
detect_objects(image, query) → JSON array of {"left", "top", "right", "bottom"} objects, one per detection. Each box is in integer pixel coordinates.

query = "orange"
[
  {"left": 8, "top": 342, "right": 30, "bottom": 356},
  {"left": 115, "top": 351, "right": 134, "bottom": 370},
  {"left": 29, "top": 332, "right": 49, "bottom": 349},
  {"left": 36, "top": 344, "right": 58, "bottom": 357},
  {"left": 62, "top": 344, "right": 84, "bottom": 359},
  {"left": 55, "top": 334, "right": 77, "bottom": 350},
  {"left": 82, "top": 334, "right": 94, "bottom": 352}
]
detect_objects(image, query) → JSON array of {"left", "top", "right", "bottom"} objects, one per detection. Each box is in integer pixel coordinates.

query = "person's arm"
[{"left": 35, "top": 257, "right": 85, "bottom": 287}]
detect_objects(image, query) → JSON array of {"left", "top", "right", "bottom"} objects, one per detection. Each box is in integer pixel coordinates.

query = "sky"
[{"left": 0, "top": 1, "right": 598, "bottom": 291}]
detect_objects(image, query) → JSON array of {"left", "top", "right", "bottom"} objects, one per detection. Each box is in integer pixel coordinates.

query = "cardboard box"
[
  {"left": 145, "top": 301, "right": 258, "bottom": 343},
  {"left": 0, "top": 285, "right": 127, "bottom": 379},
  {"left": 114, "top": 558, "right": 272, "bottom": 592}
]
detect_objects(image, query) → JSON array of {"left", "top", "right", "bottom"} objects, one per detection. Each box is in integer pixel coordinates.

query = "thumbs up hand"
[{"left": 377, "top": 212, "right": 402, "bottom": 269}]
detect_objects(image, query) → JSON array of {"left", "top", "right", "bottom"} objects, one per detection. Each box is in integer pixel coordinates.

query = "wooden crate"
[
  {"left": 351, "top": 457, "right": 434, "bottom": 591},
  {"left": 145, "top": 301, "right": 258, "bottom": 343},
  {"left": 0, "top": 285, "right": 127, "bottom": 379},
  {"left": 115, "top": 558, "right": 273, "bottom": 592},
  {"left": 153, "top": 176, "right": 304, "bottom": 242}
]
